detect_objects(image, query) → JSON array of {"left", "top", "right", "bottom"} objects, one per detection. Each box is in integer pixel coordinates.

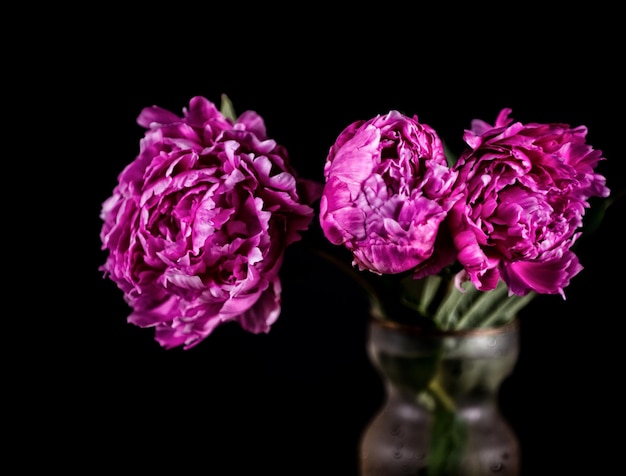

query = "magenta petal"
[
  {"left": 235, "top": 278, "right": 282, "bottom": 334},
  {"left": 502, "top": 252, "right": 583, "bottom": 298},
  {"left": 137, "top": 105, "right": 182, "bottom": 128}
]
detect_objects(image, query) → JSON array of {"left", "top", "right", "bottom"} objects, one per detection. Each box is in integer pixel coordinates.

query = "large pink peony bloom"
[
  {"left": 319, "top": 110, "right": 461, "bottom": 276},
  {"left": 100, "top": 96, "right": 320, "bottom": 349},
  {"left": 449, "top": 108, "right": 610, "bottom": 297}
]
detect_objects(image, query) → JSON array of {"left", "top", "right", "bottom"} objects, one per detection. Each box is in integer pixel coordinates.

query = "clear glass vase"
[{"left": 359, "top": 317, "right": 520, "bottom": 476}]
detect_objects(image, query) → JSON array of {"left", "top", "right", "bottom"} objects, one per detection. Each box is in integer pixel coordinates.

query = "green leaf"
[
  {"left": 580, "top": 187, "right": 624, "bottom": 239},
  {"left": 443, "top": 140, "right": 459, "bottom": 167},
  {"left": 220, "top": 94, "right": 237, "bottom": 122}
]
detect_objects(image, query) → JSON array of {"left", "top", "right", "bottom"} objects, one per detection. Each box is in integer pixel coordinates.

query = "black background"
[{"left": 23, "top": 6, "right": 624, "bottom": 475}]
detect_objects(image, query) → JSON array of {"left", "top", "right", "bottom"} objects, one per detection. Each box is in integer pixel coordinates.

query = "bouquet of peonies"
[
  {"left": 100, "top": 94, "right": 611, "bottom": 349},
  {"left": 317, "top": 107, "right": 611, "bottom": 330},
  {"left": 99, "top": 94, "right": 613, "bottom": 475}
]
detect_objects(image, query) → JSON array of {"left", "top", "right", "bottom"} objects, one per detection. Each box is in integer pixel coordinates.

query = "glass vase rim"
[{"left": 368, "top": 315, "right": 519, "bottom": 337}]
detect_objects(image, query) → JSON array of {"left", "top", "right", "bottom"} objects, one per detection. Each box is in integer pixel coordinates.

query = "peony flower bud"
[{"left": 320, "top": 110, "right": 461, "bottom": 276}]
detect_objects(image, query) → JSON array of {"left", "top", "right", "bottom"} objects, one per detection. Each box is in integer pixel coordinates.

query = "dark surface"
[{"left": 22, "top": 7, "right": 623, "bottom": 475}]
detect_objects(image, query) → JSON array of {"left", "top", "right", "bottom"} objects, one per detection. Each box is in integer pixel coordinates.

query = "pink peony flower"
[
  {"left": 449, "top": 108, "right": 610, "bottom": 297},
  {"left": 100, "top": 96, "right": 320, "bottom": 349},
  {"left": 319, "top": 110, "right": 462, "bottom": 276}
]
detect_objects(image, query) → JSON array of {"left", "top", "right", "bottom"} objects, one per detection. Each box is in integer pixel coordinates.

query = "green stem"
[
  {"left": 480, "top": 291, "right": 536, "bottom": 328},
  {"left": 454, "top": 280, "right": 509, "bottom": 330},
  {"left": 426, "top": 361, "right": 467, "bottom": 475},
  {"left": 428, "top": 375, "right": 456, "bottom": 412}
]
